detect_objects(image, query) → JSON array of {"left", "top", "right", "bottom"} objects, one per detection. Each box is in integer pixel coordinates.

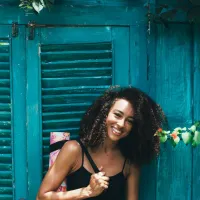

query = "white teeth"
[{"left": 112, "top": 127, "right": 121, "bottom": 134}]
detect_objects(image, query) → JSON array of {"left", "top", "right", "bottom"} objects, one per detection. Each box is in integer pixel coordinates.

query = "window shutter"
[
  {"left": 0, "top": 40, "right": 13, "bottom": 199},
  {"left": 40, "top": 42, "right": 112, "bottom": 174}
]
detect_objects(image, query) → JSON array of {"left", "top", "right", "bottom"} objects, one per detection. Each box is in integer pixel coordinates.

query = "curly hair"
[{"left": 79, "top": 86, "right": 167, "bottom": 166}]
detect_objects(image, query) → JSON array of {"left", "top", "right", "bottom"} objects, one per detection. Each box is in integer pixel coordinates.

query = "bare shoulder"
[
  {"left": 61, "top": 140, "right": 81, "bottom": 153},
  {"left": 57, "top": 140, "right": 82, "bottom": 163}
]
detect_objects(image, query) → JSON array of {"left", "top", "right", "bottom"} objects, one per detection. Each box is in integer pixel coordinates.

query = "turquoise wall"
[{"left": 0, "top": 0, "right": 199, "bottom": 200}]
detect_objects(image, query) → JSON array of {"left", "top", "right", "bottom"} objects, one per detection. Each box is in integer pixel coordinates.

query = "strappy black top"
[{"left": 67, "top": 140, "right": 127, "bottom": 200}]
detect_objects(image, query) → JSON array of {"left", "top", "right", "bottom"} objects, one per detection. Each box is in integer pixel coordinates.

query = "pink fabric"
[{"left": 49, "top": 132, "right": 70, "bottom": 192}]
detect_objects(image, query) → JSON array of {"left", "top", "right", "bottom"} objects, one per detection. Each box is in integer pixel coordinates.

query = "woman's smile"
[
  {"left": 111, "top": 126, "right": 122, "bottom": 136},
  {"left": 106, "top": 99, "right": 134, "bottom": 141}
]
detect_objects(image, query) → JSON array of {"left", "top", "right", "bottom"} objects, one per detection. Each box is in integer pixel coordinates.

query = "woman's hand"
[{"left": 86, "top": 167, "right": 109, "bottom": 197}]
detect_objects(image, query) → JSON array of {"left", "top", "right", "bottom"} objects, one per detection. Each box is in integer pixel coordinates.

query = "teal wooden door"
[
  {"left": 0, "top": 26, "right": 27, "bottom": 200},
  {"left": 0, "top": 25, "right": 13, "bottom": 200},
  {"left": 154, "top": 24, "right": 200, "bottom": 200},
  {"left": 26, "top": 26, "right": 130, "bottom": 200}
]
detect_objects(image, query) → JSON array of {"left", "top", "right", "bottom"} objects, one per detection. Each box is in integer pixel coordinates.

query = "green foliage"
[
  {"left": 145, "top": 0, "right": 200, "bottom": 24},
  {"left": 155, "top": 121, "right": 200, "bottom": 147},
  {"left": 19, "top": 0, "right": 54, "bottom": 13}
]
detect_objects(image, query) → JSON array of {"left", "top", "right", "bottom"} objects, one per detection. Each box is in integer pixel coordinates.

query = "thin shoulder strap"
[
  {"left": 80, "top": 142, "right": 84, "bottom": 166},
  {"left": 122, "top": 158, "right": 127, "bottom": 172},
  {"left": 78, "top": 139, "right": 99, "bottom": 173},
  {"left": 75, "top": 139, "right": 84, "bottom": 166}
]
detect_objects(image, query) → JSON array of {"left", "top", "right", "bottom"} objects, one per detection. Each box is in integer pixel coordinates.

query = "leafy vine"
[{"left": 154, "top": 121, "right": 200, "bottom": 147}]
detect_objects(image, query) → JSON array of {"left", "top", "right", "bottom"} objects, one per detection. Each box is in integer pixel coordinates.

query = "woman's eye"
[
  {"left": 127, "top": 119, "right": 134, "bottom": 124},
  {"left": 114, "top": 113, "right": 121, "bottom": 118}
]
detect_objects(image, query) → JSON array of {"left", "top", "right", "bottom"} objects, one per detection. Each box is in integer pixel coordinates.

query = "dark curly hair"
[{"left": 79, "top": 86, "right": 167, "bottom": 166}]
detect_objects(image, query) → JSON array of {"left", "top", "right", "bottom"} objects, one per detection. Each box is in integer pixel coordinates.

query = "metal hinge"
[
  {"left": 12, "top": 22, "right": 19, "bottom": 38},
  {"left": 28, "top": 21, "right": 36, "bottom": 40}
]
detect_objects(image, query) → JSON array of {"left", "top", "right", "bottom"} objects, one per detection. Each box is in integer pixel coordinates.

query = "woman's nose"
[{"left": 117, "top": 118, "right": 125, "bottom": 127}]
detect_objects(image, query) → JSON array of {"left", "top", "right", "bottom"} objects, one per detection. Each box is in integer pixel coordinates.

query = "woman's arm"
[
  {"left": 126, "top": 164, "right": 140, "bottom": 200},
  {"left": 37, "top": 141, "right": 109, "bottom": 200}
]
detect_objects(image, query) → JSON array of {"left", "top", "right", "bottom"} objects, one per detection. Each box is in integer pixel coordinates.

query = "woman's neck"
[{"left": 91, "top": 138, "right": 119, "bottom": 155}]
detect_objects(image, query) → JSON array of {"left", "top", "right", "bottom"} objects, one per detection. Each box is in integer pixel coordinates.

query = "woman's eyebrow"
[
  {"left": 113, "top": 109, "right": 123, "bottom": 114},
  {"left": 114, "top": 110, "right": 134, "bottom": 118}
]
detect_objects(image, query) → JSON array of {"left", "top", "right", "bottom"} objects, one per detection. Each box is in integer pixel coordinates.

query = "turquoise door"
[
  {"left": 0, "top": 26, "right": 27, "bottom": 200},
  {"left": 26, "top": 26, "right": 130, "bottom": 200}
]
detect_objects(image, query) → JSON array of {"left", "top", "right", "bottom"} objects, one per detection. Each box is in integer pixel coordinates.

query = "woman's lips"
[{"left": 111, "top": 127, "right": 122, "bottom": 136}]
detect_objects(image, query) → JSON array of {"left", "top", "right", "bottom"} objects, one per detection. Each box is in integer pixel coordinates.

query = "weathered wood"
[
  {"left": 1, "top": 0, "right": 146, "bottom": 6},
  {"left": 11, "top": 26, "right": 28, "bottom": 200},
  {"left": 0, "top": 5, "right": 146, "bottom": 25},
  {"left": 26, "top": 28, "right": 43, "bottom": 200},
  {"left": 130, "top": 23, "right": 158, "bottom": 200},
  {"left": 192, "top": 25, "right": 200, "bottom": 200},
  {"left": 156, "top": 24, "right": 193, "bottom": 200},
  {"left": 112, "top": 27, "right": 129, "bottom": 86}
]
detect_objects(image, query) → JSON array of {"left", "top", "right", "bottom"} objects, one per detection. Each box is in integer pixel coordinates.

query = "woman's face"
[{"left": 106, "top": 99, "right": 134, "bottom": 142}]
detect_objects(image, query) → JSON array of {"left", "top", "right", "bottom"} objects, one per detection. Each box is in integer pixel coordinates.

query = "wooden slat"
[
  {"left": 42, "top": 93, "right": 101, "bottom": 105},
  {"left": 42, "top": 76, "right": 112, "bottom": 88},
  {"left": 42, "top": 59, "right": 112, "bottom": 69},
  {"left": 42, "top": 111, "right": 85, "bottom": 121},
  {"left": 42, "top": 67, "right": 112, "bottom": 78},
  {"left": 42, "top": 85, "right": 110, "bottom": 95},
  {"left": 41, "top": 42, "right": 112, "bottom": 52},
  {"left": 0, "top": 138, "right": 11, "bottom": 146},
  {"left": 41, "top": 50, "right": 112, "bottom": 62}
]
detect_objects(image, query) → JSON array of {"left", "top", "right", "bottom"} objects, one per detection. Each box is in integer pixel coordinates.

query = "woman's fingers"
[
  {"left": 92, "top": 173, "right": 109, "bottom": 185},
  {"left": 90, "top": 170, "right": 109, "bottom": 192},
  {"left": 99, "top": 166, "right": 103, "bottom": 171},
  {"left": 88, "top": 171, "right": 110, "bottom": 197},
  {"left": 101, "top": 176, "right": 109, "bottom": 181},
  {"left": 98, "top": 171, "right": 105, "bottom": 176},
  {"left": 96, "top": 177, "right": 109, "bottom": 187},
  {"left": 100, "top": 182, "right": 108, "bottom": 189}
]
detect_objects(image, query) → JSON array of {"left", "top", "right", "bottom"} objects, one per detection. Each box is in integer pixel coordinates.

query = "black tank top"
[{"left": 67, "top": 140, "right": 127, "bottom": 200}]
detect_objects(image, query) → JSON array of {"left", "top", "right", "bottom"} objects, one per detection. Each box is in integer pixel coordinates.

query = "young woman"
[{"left": 37, "top": 87, "right": 166, "bottom": 200}]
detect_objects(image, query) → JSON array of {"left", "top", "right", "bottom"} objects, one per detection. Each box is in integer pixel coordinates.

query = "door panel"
[
  {"left": 0, "top": 27, "right": 13, "bottom": 200},
  {"left": 26, "top": 26, "right": 130, "bottom": 199},
  {"left": 0, "top": 25, "right": 27, "bottom": 200},
  {"left": 41, "top": 41, "right": 113, "bottom": 175}
]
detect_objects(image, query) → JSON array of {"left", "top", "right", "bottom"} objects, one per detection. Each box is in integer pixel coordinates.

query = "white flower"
[
  {"left": 189, "top": 125, "right": 196, "bottom": 132},
  {"left": 174, "top": 136, "right": 180, "bottom": 144},
  {"left": 32, "top": 1, "right": 44, "bottom": 13},
  {"left": 193, "top": 131, "right": 200, "bottom": 146},
  {"left": 163, "top": 130, "right": 170, "bottom": 134},
  {"left": 174, "top": 127, "right": 182, "bottom": 132},
  {"left": 182, "top": 132, "right": 192, "bottom": 145}
]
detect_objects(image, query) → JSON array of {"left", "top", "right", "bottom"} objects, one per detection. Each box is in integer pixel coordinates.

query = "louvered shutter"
[
  {"left": 0, "top": 40, "right": 13, "bottom": 199},
  {"left": 41, "top": 42, "right": 112, "bottom": 174}
]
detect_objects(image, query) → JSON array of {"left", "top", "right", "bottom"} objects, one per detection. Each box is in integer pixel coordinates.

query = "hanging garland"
[{"left": 154, "top": 121, "right": 200, "bottom": 147}]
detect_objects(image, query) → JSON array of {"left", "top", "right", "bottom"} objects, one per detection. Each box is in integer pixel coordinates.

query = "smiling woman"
[{"left": 37, "top": 86, "right": 167, "bottom": 200}]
